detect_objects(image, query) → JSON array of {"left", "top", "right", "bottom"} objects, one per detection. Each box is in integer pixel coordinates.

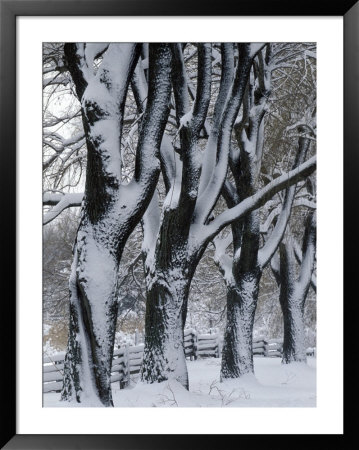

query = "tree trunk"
[
  {"left": 141, "top": 269, "right": 190, "bottom": 389},
  {"left": 61, "top": 232, "right": 121, "bottom": 406},
  {"left": 280, "top": 290, "right": 307, "bottom": 363},
  {"left": 278, "top": 213, "right": 316, "bottom": 364},
  {"left": 220, "top": 272, "right": 260, "bottom": 379},
  {"left": 60, "top": 43, "right": 173, "bottom": 406},
  {"left": 140, "top": 43, "right": 260, "bottom": 388},
  {"left": 278, "top": 243, "right": 307, "bottom": 364}
]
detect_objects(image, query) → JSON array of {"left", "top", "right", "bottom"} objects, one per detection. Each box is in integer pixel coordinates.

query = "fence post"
[
  {"left": 120, "top": 343, "right": 130, "bottom": 389},
  {"left": 190, "top": 330, "right": 195, "bottom": 361},
  {"left": 193, "top": 330, "right": 198, "bottom": 360},
  {"left": 215, "top": 333, "right": 221, "bottom": 358}
]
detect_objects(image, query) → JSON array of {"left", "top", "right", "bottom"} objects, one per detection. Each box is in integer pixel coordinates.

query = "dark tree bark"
[
  {"left": 272, "top": 212, "right": 316, "bottom": 363},
  {"left": 139, "top": 43, "right": 254, "bottom": 388},
  {"left": 219, "top": 134, "right": 312, "bottom": 379},
  {"left": 141, "top": 43, "right": 216, "bottom": 389},
  {"left": 60, "top": 43, "right": 173, "bottom": 406},
  {"left": 139, "top": 43, "right": 316, "bottom": 388},
  {"left": 218, "top": 45, "right": 315, "bottom": 379}
]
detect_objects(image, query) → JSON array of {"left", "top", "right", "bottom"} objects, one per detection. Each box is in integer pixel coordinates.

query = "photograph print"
[{"left": 42, "top": 42, "right": 317, "bottom": 408}]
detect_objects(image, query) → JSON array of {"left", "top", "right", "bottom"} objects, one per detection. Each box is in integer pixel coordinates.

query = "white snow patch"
[
  {"left": 179, "top": 109, "right": 193, "bottom": 128},
  {"left": 44, "top": 357, "right": 316, "bottom": 408}
]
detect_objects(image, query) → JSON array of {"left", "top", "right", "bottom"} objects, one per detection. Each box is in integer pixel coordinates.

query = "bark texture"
[
  {"left": 219, "top": 45, "right": 314, "bottom": 379},
  {"left": 61, "top": 43, "right": 172, "bottom": 405},
  {"left": 140, "top": 44, "right": 254, "bottom": 388},
  {"left": 277, "top": 213, "right": 316, "bottom": 364}
]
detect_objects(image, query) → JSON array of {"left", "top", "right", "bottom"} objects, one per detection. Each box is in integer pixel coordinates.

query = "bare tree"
[
  {"left": 271, "top": 212, "right": 316, "bottom": 363},
  {"left": 136, "top": 43, "right": 316, "bottom": 388},
  {"left": 43, "top": 43, "right": 86, "bottom": 193},
  {"left": 211, "top": 43, "right": 317, "bottom": 380},
  {"left": 42, "top": 42, "right": 316, "bottom": 402},
  {"left": 60, "top": 43, "right": 173, "bottom": 406}
]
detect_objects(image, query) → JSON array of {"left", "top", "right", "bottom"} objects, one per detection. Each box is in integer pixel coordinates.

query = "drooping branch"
[
  {"left": 257, "top": 135, "right": 311, "bottom": 269},
  {"left": 293, "top": 238, "right": 317, "bottom": 292},
  {"left": 43, "top": 192, "right": 83, "bottom": 225},
  {"left": 201, "top": 155, "right": 316, "bottom": 245},
  {"left": 260, "top": 196, "right": 316, "bottom": 235},
  {"left": 297, "top": 212, "right": 316, "bottom": 299}
]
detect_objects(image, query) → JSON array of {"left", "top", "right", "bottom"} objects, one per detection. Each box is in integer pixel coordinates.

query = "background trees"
[
  {"left": 271, "top": 212, "right": 316, "bottom": 363},
  {"left": 212, "top": 43, "right": 316, "bottom": 379}
]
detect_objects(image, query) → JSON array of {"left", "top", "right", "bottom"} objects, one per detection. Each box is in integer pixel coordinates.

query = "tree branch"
[
  {"left": 201, "top": 155, "right": 316, "bottom": 245},
  {"left": 258, "top": 136, "right": 311, "bottom": 269},
  {"left": 43, "top": 192, "right": 83, "bottom": 225}
]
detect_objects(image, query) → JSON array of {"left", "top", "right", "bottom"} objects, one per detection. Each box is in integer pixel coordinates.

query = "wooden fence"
[
  {"left": 43, "top": 332, "right": 314, "bottom": 393},
  {"left": 43, "top": 351, "right": 66, "bottom": 393},
  {"left": 43, "top": 344, "right": 145, "bottom": 394},
  {"left": 265, "top": 338, "right": 283, "bottom": 357},
  {"left": 43, "top": 329, "right": 221, "bottom": 394}
]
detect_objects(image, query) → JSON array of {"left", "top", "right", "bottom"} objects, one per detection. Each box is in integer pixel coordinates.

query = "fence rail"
[{"left": 43, "top": 331, "right": 315, "bottom": 393}]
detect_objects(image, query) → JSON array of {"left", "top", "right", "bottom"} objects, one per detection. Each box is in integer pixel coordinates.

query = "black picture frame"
[{"left": 1, "top": 0, "right": 356, "bottom": 448}]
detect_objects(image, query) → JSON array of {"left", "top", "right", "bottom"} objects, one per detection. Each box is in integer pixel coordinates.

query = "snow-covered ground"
[{"left": 44, "top": 356, "right": 316, "bottom": 408}]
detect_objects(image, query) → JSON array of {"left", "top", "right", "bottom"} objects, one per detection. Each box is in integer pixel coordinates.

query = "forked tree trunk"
[
  {"left": 214, "top": 44, "right": 314, "bottom": 378},
  {"left": 61, "top": 43, "right": 173, "bottom": 406},
  {"left": 139, "top": 43, "right": 316, "bottom": 388},
  {"left": 140, "top": 43, "right": 254, "bottom": 389}
]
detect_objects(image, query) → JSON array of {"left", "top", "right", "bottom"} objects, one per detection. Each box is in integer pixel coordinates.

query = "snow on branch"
[
  {"left": 257, "top": 134, "right": 312, "bottom": 268},
  {"left": 43, "top": 73, "right": 70, "bottom": 89},
  {"left": 293, "top": 223, "right": 317, "bottom": 293},
  {"left": 195, "top": 44, "right": 253, "bottom": 224},
  {"left": 43, "top": 132, "right": 85, "bottom": 171},
  {"left": 249, "top": 43, "right": 266, "bottom": 58},
  {"left": 202, "top": 155, "right": 316, "bottom": 245},
  {"left": 191, "top": 43, "right": 212, "bottom": 133},
  {"left": 212, "top": 233, "right": 234, "bottom": 284},
  {"left": 43, "top": 192, "right": 83, "bottom": 225},
  {"left": 197, "top": 43, "right": 235, "bottom": 199},
  {"left": 298, "top": 232, "right": 316, "bottom": 296},
  {"left": 260, "top": 197, "right": 316, "bottom": 235}
]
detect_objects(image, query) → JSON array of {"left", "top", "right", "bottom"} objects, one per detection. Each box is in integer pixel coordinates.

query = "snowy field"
[{"left": 44, "top": 356, "right": 316, "bottom": 408}]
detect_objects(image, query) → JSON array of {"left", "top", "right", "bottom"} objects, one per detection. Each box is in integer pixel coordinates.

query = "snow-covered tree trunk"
[
  {"left": 137, "top": 43, "right": 316, "bottom": 388},
  {"left": 61, "top": 43, "right": 173, "bottom": 406},
  {"left": 219, "top": 45, "right": 315, "bottom": 379},
  {"left": 219, "top": 140, "right": 312, "bottom": 379},
  {"left": 141, "top": 266, "right": 193, "bottom": 388},
  {"left": 221, "top": 274, "right": 260, "bottom": 378},
  {"left": 280, "top": 253, "right": 307, "bottom": 363},
  {"left": 140, "top": 43, "right": 211, "bottom": 388},
  {"left": 140, "top": 43, "right": 254, "bottom": 388},
  {"left": 219, "top": 47, "right": 269, "bottom": 379},
  {"left": 275, "top": 212, "right": 316, "bottom": 363}
]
